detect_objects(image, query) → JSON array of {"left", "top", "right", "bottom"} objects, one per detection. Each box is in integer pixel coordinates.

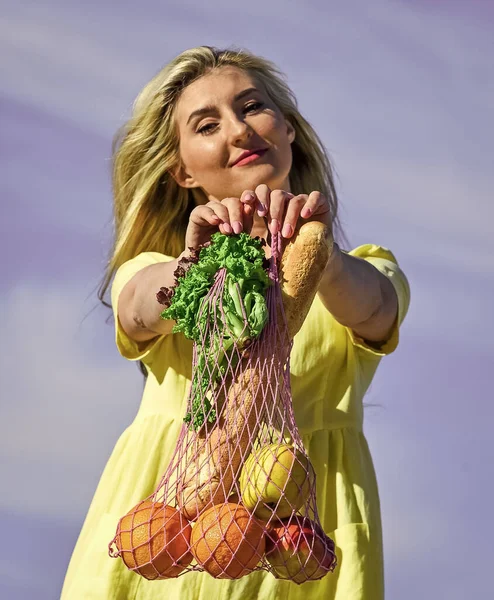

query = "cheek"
[
  {"left": 181, "top": 137, "right": 223, "bottom": 173},
  {"left": 258, "top": 114, "right": 283, "bottom": 137},
  {"left": 258, "top": 114, "right": 292, "bottom": 150}
]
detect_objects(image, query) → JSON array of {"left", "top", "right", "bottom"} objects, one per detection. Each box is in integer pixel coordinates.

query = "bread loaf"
[
  {"left": 178, "top": 221, "right": 332, "bottom": 520},
  {"left": 279, "top": 221, "right": 333, "bottom": 338}
]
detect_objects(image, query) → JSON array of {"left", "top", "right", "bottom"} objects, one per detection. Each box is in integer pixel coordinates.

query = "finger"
[
  {"left": 301, "top": 191, "right": 329, "bottom": 219},
  {"left": 191, "top": 205, "right": 223, "bottom": 228},
  {"left": 221, "top": 197, "right": 244, "bottom": 234},
  {"left": 241, "top": 198, "right": 255, "bottom": 235},
  {"left": 190, "top": 205, "right": 220, "bottom": 226},
  {"left": 240, "top": 190, "right": 258, "bottom": 215},
  {"left": 205, "top": 202, "right": 233, "bottom": 233},
  {"left": 268, "top": 189, "right": 294, "bottom": 235},
  {"left": 281, "top": 194, "right": 308, "bottom": 238},
  {"left": 254, "top": 184, "right": 270, "bottom": 217}
]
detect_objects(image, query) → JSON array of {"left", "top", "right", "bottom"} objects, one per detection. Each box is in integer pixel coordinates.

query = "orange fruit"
[
  {"left": 190, "top": 502, "right": 266, "bottom": 579},
  {"left": 115, "top": 500, "right": 192, "bottom": 579}
]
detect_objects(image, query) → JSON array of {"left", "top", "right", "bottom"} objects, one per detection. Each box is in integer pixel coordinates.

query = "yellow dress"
[{"left": 61, "top": 244, "right": 410, "bottom": 600}]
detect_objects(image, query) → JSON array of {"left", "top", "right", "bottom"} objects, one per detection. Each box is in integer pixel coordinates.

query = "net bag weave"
[{"left": 109, "top": 224, "right": 337, "bottom": 584}]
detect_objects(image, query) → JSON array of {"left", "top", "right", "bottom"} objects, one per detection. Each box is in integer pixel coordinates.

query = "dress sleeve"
[
  {"left": 345, "top": 244, "right": 411, "bottom": 357},
  {"left": 110, "top": 251, "right": 176, "bottom": 362}
]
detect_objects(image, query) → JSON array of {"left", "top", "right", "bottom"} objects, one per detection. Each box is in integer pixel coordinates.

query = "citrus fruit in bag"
[
  {"left": 115, "top": 500, "right": 193, "bottom": 579},
  {"left": 190, "top": 502, "right": 265, "bottom": 579}
]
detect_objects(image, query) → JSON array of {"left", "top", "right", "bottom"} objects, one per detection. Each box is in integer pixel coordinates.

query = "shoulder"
[
  {"left": 346, "top": 243, "right": 411, "bottom": 326},
  {"left": 110, "top": 251, "right": 176, "bottom": 363},
  {"left": 336, "top": 244, "right": 411, "bottom": 357},
  {"left": 111, "top": 252, "right": 176, "bottom": 308}
]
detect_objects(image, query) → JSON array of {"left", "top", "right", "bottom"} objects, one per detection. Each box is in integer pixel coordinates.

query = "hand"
[
  {"left": 249, "top": 184, "right": 333, "bottom": 240},
  {"left": 184, "top": 191, "right": 258, "bottom": 250}
]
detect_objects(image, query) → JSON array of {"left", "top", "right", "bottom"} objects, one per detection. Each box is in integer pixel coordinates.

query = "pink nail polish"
[
  {"left": 282, "top": 223, "right": 293, "bottom": 238},
  {"left": 232, "top": 221, "right": 243, "bottom": 234}
]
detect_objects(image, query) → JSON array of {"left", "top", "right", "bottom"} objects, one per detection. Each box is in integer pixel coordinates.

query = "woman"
[{"left": 61, "top": 46, "right": 410, "bottom": 600}]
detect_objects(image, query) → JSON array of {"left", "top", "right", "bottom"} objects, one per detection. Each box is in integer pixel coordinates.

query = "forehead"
[{"left": 175, "top": 66, "right": 260, "bottom": 119}]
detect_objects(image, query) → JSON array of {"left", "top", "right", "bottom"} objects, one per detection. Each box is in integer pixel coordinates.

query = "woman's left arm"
[
  {"left": 317, "top": 244, "right": 399, "bottom": 343},
  {"left": 249, "top": 184, "right": 399, "bottom": 344}
]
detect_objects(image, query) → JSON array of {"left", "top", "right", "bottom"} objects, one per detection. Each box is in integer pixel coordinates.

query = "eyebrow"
[{"left": 186, "top": 87, "right": 260, "bottom": 125}]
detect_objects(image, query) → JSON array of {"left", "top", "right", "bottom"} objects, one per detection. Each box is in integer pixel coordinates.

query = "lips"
[{"left": 232, "top": 148, "right": 269, "bottom": 167}]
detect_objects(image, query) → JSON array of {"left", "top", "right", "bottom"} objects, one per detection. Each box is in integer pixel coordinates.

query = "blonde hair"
[{"left": 98, "top": 45, "right": 345, "bottom": 309}]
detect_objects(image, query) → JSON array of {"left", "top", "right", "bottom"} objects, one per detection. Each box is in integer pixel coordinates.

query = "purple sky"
[{"left": 1, "top": 1, "right": 493, "bottom": 598}]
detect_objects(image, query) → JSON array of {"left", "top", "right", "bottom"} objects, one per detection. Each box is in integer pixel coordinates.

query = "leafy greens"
[{"left": 157, "top": 233, "right": 270, "bottom": 430}]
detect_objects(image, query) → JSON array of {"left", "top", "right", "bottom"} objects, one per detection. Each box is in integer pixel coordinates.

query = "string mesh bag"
[{"left": 109, "top": 224, "right": 337, "bottom": 584}]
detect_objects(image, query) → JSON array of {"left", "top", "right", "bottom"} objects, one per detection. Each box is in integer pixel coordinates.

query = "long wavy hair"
[{"left": 98, "top": 46, "right": 346, "bottom": 373}]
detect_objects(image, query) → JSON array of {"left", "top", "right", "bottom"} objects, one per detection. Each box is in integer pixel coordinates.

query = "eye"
[
  {"left": 197, "top": 122, "right": 217, "bottom": 135},
  {"left": 244, "top": 101, "right": 264, "bottom": 113}
]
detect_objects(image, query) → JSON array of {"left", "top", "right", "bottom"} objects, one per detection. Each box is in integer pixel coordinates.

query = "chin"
[{"left": 235, "top": 167, "right": 290, "bottom": 195}]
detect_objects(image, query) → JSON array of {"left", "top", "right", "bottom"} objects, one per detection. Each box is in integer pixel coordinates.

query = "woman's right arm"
[{"left": 117, "top": 249, "right": 190, "bottom": 343}]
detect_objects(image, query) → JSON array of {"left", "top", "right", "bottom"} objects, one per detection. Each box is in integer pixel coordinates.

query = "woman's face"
[{"left": 173, "top": 66, "right": 295, "bottom": 202}]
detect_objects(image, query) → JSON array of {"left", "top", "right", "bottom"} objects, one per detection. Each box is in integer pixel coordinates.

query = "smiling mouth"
[{"left": 232, "top": 149, "right": 269, "bottom": 167}]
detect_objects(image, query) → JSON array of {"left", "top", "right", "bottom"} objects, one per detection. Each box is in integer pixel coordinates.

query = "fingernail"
[
  {"left": 243, "top": 193, "right": 255, "bottom": 202},
  {"left": 270, "top": 219, "right": 280, "bottom": 235},
  {"left": 232, "top": 220, "right": 243, "bottom": 234},
  {"left": 282, "top": 223, "right": 293, "bottom": 238},
  {"left": 258, "top": 203, "right": 267, "bottom": 215},
  {"left": 223, "top": 222, "right": 232, "bottom": 234},
  {"left": 301, "top": 207, "right": 312, "bottom": 218}
]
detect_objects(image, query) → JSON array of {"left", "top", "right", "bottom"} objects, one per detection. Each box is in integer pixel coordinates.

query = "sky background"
[{"left": 1, "top": 0, "right": 493, "bottom": 598}]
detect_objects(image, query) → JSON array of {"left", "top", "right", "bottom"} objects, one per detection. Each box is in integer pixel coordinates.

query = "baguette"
[
  {"left": 278, "top": 220, "right": 334, "bottom": 339},
  {"left": 178, "top": 221, "right": 332, "bottom": 520}
]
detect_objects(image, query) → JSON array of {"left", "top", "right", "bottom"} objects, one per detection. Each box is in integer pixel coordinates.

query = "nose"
[{"left": 226, "top": 113, "right": 253, "bottom": 145}]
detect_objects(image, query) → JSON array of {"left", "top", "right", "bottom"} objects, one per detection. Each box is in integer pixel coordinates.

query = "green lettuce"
[{"left": 158, "top": 232, "right": 270, "bottom": 430}]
